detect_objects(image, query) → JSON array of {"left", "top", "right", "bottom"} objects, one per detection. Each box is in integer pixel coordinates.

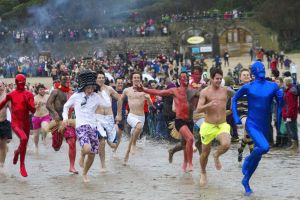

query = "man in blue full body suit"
[{"left": 232, "top": 61, "right": 283, "bottom": 196}]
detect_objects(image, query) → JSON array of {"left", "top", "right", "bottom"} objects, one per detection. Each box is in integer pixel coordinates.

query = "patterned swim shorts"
[{"left": 76, "top": 124, "right": 99, "bottom": 154}]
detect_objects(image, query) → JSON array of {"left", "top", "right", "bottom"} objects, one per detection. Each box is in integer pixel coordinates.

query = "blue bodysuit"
[{"left": 232, "top": 61, "right": 284, "bottom": 195}]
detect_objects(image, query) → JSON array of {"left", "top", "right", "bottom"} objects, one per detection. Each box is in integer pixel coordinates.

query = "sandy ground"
[{"left": 0, "top": 131, "right": 299, "bottom": 200}]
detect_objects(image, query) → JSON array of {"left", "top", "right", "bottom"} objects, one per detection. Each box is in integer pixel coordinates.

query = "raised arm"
[
  {"left": 231, "top": 85, "right": 247, "bottom": 124},
  {"left": 136, "top": 83, "right": 175, "bottom": 96},
  {"left": 46, "top": 89, "right": 60, "bottom": 121},
  {"left": 143, "top": 88, "right": 174, "bottom": 97}
]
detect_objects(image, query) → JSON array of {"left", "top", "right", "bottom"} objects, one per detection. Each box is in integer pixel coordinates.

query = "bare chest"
[{"left": 127, "top": 90, "right": 145, "bottom": 101}]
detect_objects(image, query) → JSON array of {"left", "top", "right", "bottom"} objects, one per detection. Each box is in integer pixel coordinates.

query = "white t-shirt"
[{"left": 63, "top": 92, "right": 101, "bottom": 128}]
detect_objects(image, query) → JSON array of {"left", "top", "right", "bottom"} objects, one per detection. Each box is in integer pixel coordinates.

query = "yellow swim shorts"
[{"left": 200, "top": 121, "right": 231, "bottom": 145}]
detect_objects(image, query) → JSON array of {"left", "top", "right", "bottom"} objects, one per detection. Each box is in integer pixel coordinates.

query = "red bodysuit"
[{"left": 0, "top": 74, "right": 35, "bottom": 177}]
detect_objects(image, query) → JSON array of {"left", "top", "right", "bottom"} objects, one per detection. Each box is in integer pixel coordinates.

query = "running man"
[
  {"left": 62, "top": 70, "right": 101, "bottom": 182},
  {"left": 46, "top": 74, "right": 78, "bottom": 174},
  {"left": 136, "top": 71, "right": 199, "bottom": 172},
  {"left": 0, "top": 74, "right": 36, "bottom": 177},
  {"left": 111, "top": 77, "right": 128, "bottom": 155},
  {"left": 232, "top": 61, "right": 283, "bottom": 195},
  {"left": 0, "top": 81, "right": 11, "bottom": 170},
  {"left": 196, "top": 67, "right": 233, "bottom": 187},
  {"left": 120, "top": 72, "right": 153, "bottom": 165}
]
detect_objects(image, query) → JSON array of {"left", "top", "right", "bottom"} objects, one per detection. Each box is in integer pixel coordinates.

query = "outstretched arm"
[
  {"left": 275, "top": 88, "right": 284, "bottom": 130},
  {"left": 231, "top": 85, "right": 247, "bottom": 124},
  {"left": 136, "top": 84, "right": 175, "bottom": 96}
]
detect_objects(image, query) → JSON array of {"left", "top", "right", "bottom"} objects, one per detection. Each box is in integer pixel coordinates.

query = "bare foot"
[
  {"left": 186, "top": 163, "right": 193, "bottom": 172},
  {"left": 131, "top": 145, "right": 136, "bottom": 155},
  {"left": 123, "top": 153, "right": 129, "bottom": 166},
  {"left": 200, "top": 173, "right": 208, "bottom": 187},
  {"left": 79, "top": 155, "right": 84, "bottom": 168},
  {"left": 100, "top": 167, "right": 107, "bottom": 173},
  {"left": 0, "top": 167, "right": 7, "bottom": 177},
  {"left": 34, "top": 147, "right": 39, "bottom": 155},
  {"left": 182, "top": 162, "right": 187, "bottom": 172},
  {"left": 83, "top": 175, "right": 90, "bottom": 183},
  {"left": 69, "top": 168, "right": 79, "bottom": 174},
  {"left": 112, "top": 151, "right": 118, "bottom": 158},
  {"left": 213, "top": 153, "right": 222, "bottom": 170}
]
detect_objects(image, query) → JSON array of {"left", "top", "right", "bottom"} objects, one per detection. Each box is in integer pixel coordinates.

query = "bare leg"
[
  {"left": 213, "top": 133, "right": 231, "bottom": 170},
  {"left": 179, "top": 126, "right": 194, "bottom": 172},
  {"left": 200, "top": 143, "right": 211, "bottom": 187},
  {"left": 131, "top": 123, "right": 143, "bottom": 154},
  {"left": 98, "top": 139, "right": 107, "bottom": 172},
  {"left": 107, "top": 141, "right": 117, "bottom": 149},
  {"left": 0, "top": 139, "right": 8, "bottom": 168},
  {"left": 81, "top": 144, "right": 95, "bottom": 182},
  {"left": 124, "top": 123, "right": 143, "bottom": 164},
  {"left": 168, "top": 142, "right": 184, "bottom": 163},
  {"left": 124, "top": 136, "right": 133, "bottom": 165},
  {"left": 41, "top": 122, "right": 49, "bottom": 146},
  {"left": 79, "top": 149, "right": 85, "bottom": 168},
  {"left": 66, "top": 137, "right": 77, "bottom": 174},
  {"left": 83, "top": 153, "right": 95, "bottom": 183},
  {"left": 113, "top": 128, "right": 122, "bottom": 157},
  {"left": 32, "top": 129, "right": 39, "bottom": 153}
]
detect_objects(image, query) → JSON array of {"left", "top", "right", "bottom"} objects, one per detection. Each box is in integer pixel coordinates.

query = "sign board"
[{"left": 200, "top": 45, "right": 212, "bottom": 53}]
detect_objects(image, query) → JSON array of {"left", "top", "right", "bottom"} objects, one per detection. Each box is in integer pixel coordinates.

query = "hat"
[
  {"left": 166, "top": 83, "right": 176, "bottom": 89},
  {"left": 77, "top": 69, "right": 97, "bottom": 92}
]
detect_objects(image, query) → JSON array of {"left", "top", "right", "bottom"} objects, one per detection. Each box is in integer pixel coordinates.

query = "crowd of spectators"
[
  {"left": 1, "top": 45, "right": 298, "bottom": 149},
  {"left": 0, "top": 9, "right": 247, "bottom": 44}
]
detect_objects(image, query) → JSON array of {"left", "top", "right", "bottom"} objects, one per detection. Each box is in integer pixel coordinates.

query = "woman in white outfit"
[{"left": 95, "top": 71, "right": 122, "bottom": 172}]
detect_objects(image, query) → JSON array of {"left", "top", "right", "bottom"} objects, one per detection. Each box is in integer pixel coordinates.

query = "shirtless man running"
[
  {"left": 137, "top": 71, "right": 199, "bottom": 171},
  {"left": 46, "top": 74, "right": 78, "bottom": 174},
  {"left": 120, "top": 72, "right": 153, "bottom": 165},
  {"left": 0, "top": 81, "right": 11, "bottom": 170},
  {"left": 196, "top": 67, "right": 233, "bottom": 187},
  {"left": 95, "top": 71, "right": 122, "bottom": 172},
  {"left": 32, "top": 84, "right": 50, "bottom": 152}
]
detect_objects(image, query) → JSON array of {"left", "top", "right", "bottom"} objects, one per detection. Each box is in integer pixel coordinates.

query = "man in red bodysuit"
[
  {"left": 168, "top": 67, "right": 205, "bottom": 163},
  {"left": 136, "top": 72, "right": 199, "bottom": 172},
  {"left": 0, "top": 74, "right": 35, "bottom": 177}
]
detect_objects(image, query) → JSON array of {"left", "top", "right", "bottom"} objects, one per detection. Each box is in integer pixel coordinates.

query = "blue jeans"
[{"left": 286, "top": 120, "right": 298, "bottom": 141}]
